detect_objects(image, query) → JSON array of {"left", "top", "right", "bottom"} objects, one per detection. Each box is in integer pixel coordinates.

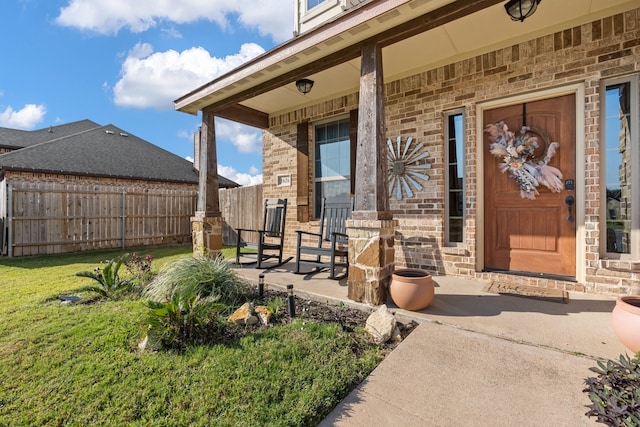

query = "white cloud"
[
  {"left": 0, "top": 104, "right": 46, "bottom": 130},
  {"left": 215, "top": 118, "right": 261, "bottom": 153},
  {"left": 185, "top": 156, "right": 194, "bottom": 163},
  {"left": 218, "top": 164, "right": 262, "bottom": 186},
  {"left": 55, "top": 0, "right": 293, "bottom": 43},
  {"left": 113, "top": 42, "right": 265, "bottom": 109}
]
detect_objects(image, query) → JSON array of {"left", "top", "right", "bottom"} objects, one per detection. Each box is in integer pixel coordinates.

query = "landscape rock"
[
  {"left": 365, "top": 304, "right": 397, "bottom": 344},
  {"left": 138, "top": 329, "right": 163, "bottom": 352},
  {"left": 255, "top": 305, "right": 272, "bottom": 325},
  {"left": 229, "top": 302, "right": 259, "bottom": 325}
]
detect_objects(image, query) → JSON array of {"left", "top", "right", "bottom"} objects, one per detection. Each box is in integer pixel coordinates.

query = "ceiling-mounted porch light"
[
  {"left": 295, "top": 78, "right": 314, "bottom": 95},
  {"left": 504, "top": 0, "right": 541, "bottom": 22}
]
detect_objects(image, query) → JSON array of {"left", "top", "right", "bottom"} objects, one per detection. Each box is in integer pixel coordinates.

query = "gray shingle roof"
[
  {"left": 0, "top": 121, "right": 238, "bottom": 187},
  {"left": 0, "top": 120, "right": 100, "bottom": 149}
]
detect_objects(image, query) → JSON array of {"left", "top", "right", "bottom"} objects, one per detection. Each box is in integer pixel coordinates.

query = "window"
[
  {"left": 602, "top": 77, "right": 638, "bottom": 257},
  {"left": 307, "top": 0, "right": 325, "bottom": 10},
  {"left": 313, "top": 118, "right": 351, "bottom": 218},
  {"left": 445, "top": 111, "right": 465, "bottom": 244}
]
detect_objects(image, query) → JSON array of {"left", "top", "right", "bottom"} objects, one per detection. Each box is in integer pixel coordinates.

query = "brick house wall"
[{"left": 262, "top": 8, "right": 640, "bottom": 295}]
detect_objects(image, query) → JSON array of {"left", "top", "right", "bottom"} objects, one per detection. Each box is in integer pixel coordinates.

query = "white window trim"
[
  {"left": 444, "top": 108, "right": 465, "bottom": 246},
  {"left": 600, "top": 75, "right": 639, "bottom": 260},
  {"left": 302, "top": 0, "right": 340, "bottom": 23}
]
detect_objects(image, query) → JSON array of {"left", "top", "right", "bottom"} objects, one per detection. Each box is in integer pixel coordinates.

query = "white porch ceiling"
[{"left": 175, "top": 0, "right": 638, "bottom": 120}]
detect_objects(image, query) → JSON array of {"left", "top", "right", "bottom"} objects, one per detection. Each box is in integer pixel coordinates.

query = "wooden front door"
[{"left": 483, "top": 94, "right": 576, "bottom": 277}]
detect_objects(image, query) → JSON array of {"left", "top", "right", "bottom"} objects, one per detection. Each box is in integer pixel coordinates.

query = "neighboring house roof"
[
  {"left": 0, "top": 121, "right": 239, "bottom": 188},
  {"left": 0, "top": 120, "right": 100, "bottom": 150}
]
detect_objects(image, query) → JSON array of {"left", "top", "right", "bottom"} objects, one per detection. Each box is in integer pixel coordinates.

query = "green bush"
[
  {"left": 124, "top": 252, "right": 154, "bottom": 287},
  {"left": 146, "top": 283, "right": 225, "bottom": 349},
  {"left": 584, "top": 353, "right": 640, "bottom": 426},
  {"left": 144, "top": 256, "right": 251, "bottom": 309},
  {"left": 75, "top": 255, "right": 138, "bottom": 300}
]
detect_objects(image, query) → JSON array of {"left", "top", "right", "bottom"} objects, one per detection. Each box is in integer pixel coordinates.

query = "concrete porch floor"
[{"left": 231, "top": 259, "right": 629, "bottom": 426}]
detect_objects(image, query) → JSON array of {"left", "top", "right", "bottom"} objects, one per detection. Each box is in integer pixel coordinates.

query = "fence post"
[
  {"left": 121, "top": 187, "right": 126, "bottom": 249},
  {"left": 7, "top": 184, "right": 13, "bottom": 258}
]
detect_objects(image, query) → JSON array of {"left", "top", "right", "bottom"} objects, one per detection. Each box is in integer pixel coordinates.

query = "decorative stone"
[
  {"left": 138, "top": 329, "right": 163, "bottom": 352},
  {"left": 229, "top": 302, "right": 258, "bottom": 325},
  {"left": 365, "top": 304, "right": 397, "bottom": 344},
  {"left": 255, "top": 306, "right": 272, "bottom": 325}
]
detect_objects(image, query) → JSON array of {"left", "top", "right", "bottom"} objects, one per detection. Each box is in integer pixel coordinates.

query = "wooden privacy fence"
[
  {"left": 219, "top": 184, "right": 263, "bottom": 246},
  {"left": 3, "top": 182, "right": 197, "bottom": 257}
]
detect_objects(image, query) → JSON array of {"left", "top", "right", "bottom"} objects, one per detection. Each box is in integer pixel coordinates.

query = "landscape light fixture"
[
  {"left": 504, "top": 0, "right": 541, "bottom": 22},
  {"left": 287, "top": 284, "right": 295, "bottom": 317},
  {"left": 295, "top": 78, "right": 314, "bottom": 95},
  {"left": 258, "top": 274, "right": 264, "bottom": 298}
]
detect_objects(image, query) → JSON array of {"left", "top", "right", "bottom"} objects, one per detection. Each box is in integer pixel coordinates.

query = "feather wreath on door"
[{"left": 485, "top": 121, "right": 563, "bottom": 200}]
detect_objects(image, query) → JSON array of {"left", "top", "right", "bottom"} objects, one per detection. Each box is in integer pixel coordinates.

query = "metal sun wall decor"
[
  {"left": 485, "top": 121, "right": 564, "bottom": 199},
  {"left": 387, "top": 136, "right": 431, "bottom": 200}
]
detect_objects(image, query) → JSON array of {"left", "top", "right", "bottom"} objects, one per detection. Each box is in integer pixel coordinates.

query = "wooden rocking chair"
[
  {"left": 236, "top": 198, "right": 291, "bottom": 269},
  {"left": 294, "top": 196, "right": 353, "bottom": 280}
]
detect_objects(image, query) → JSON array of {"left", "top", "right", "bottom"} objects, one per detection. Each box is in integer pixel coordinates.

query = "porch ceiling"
[{"left": 174, "top": 0, "right": 637, "bottom": 124}]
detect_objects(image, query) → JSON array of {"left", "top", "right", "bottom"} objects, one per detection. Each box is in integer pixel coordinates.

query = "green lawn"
[{"left": 0, "top": 245, "right": 381, "bottom": 426}]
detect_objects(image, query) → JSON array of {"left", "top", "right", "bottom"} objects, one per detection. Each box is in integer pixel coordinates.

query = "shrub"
[
  {"left": 144, "top": 256, "right": 251, "bottom": 309},
  {"left": 75, "top": 255, "right": 137, "bottom": 300},
  {"left": 146, "top": 283, "right": 225, "bottom": 349},
  {"left": 124, "top": 252, "right": 154, "bottom": 287},
  {"left": 584, "top": 353, "right": 640, "bottom": 426}
]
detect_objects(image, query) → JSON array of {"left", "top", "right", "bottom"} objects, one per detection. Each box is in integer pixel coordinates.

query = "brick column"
[
  {"left": 191, "top": 213, "right": 223, "bottom": 259},
  {"left": 347, "top": 219, "right": 396, "bottom": 305}
]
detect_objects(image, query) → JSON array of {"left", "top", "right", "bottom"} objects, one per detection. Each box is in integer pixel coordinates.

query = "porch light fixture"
[
  {"left": 295, "top": 78, "right": 314, "bottom": 94},
  {"left": 504, "top": 0, "right": 541, "bottom": 22}
]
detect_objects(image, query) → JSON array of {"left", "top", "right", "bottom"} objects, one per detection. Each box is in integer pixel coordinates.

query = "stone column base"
[
  {"left": 346, "top": 218, "right": 396, "bottom": 305},
  {"left": 191, "top": 212, "right": 223, "bottom": 259}
]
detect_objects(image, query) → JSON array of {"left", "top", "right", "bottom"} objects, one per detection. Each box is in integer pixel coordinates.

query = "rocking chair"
[
  {"left": 294, "top": 196, "right": 353, "bottom": 280},
  {"left": 236, "top": 198, "right": 290, "bottom": 269}
]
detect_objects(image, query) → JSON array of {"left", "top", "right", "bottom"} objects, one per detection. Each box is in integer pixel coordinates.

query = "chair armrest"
[
  {"left": 331, "top": 231, "right": 348, "bottom": 246},
  {"left": 295, "top": 230, "right": 322, "bottom": 238}
]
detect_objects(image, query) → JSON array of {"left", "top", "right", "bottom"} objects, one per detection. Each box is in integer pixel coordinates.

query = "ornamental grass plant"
[{"left": 0, "top": 245, "right": 382, "bottom": 426}]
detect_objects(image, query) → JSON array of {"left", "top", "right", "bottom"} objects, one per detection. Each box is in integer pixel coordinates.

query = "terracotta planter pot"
[
  {"left": 388, "top": 269, "right": 434, "bottom": 311},
  {"left": 611, "top": 296, "right": 640, "bottom": 353}
]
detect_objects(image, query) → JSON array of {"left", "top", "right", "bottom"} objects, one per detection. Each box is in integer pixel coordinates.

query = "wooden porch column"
[
  {"left": 191, "top": 108, "right": 223, "bottom": 259},
  {"left": 347, "top": 42, "right": 395, "bottom": 306}
]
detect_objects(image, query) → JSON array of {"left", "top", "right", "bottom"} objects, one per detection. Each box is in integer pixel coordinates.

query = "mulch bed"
[{"left": 223, "top": 289, "right": 418, "bottom": 353}]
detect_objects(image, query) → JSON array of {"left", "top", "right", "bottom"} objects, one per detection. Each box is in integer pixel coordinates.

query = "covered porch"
[{"left": 175, "top": 0, "right": 640, "bottom": 300}]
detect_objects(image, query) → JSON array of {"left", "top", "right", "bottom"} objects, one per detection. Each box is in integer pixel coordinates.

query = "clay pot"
[
  {"left": 388, "top": 269, "right": 434, "bottom": 311},
  {"left": 611, "top": 296, "right": 640, "bottom": 353}
]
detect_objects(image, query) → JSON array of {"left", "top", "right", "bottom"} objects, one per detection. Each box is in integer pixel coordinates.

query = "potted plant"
[
  {"left": 611, "top": 296, "right": 640, "bottom": 353},
  {"left": 388, "top": 269, "right": 434, "bottom": 311}
]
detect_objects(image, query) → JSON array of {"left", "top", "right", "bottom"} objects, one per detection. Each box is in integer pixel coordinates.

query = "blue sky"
[{"left": 0, "top": 0, "right": 293, "bottom": 186}]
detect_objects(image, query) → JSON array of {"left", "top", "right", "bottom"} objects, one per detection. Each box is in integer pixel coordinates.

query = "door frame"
[{"left": 475, "top": 83, "right": 586, "bottom": 283}]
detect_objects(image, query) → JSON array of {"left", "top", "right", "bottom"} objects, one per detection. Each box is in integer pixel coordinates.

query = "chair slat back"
[
  {"left": 319, "top": 196, "right": 353, "bottom": 243},
  {"left": 263, "top": 198, "right": 287, "bottom": 237}
]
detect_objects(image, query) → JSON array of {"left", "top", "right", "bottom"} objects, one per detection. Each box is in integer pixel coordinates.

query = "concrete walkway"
[{"left": 231, "top": 261, "right": 629, "bottom": 426}]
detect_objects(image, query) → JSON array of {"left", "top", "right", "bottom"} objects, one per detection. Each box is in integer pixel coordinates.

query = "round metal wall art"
[{"left": 387, "top": 136, "right": 431, "bottom": 200}]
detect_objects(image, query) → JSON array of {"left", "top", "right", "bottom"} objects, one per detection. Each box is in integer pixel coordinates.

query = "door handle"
[{"left": 565, "top": 195, "right": 575, "bottom": 223}]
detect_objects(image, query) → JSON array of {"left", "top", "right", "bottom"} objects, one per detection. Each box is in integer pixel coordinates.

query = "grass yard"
[{"left": 0, "top": 245, "right": 383, "bottom": 426}]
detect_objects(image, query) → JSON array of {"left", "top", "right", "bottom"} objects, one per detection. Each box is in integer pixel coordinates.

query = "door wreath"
[{"left": 485, "top": 121, "right": 563, "bottom": 199}]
